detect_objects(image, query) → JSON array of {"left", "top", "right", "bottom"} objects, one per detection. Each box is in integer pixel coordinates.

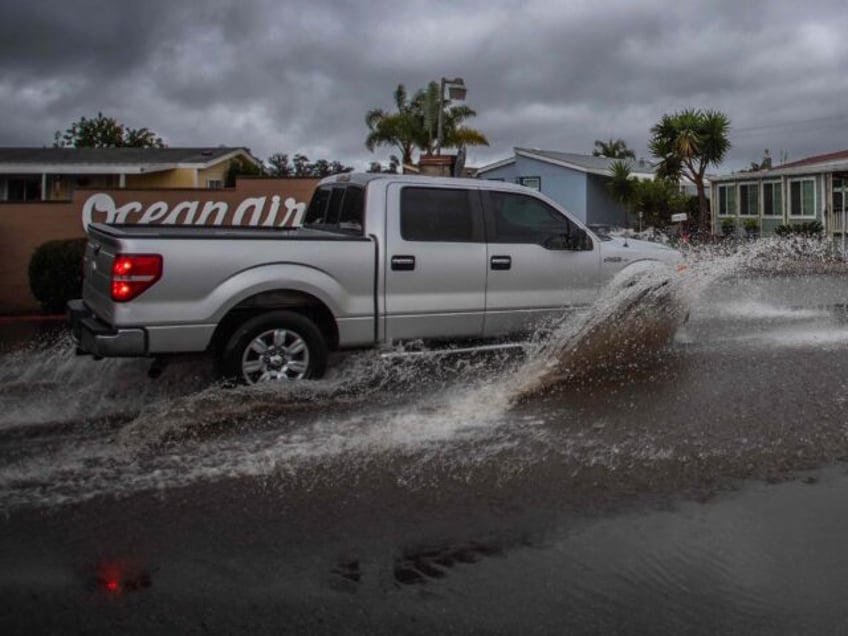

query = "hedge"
[
  {"left": 28, "top": 238, "right": 87, "bottom": 313},
  {"left": 774, "top": 221, "right": 824, "bottom": 237}
]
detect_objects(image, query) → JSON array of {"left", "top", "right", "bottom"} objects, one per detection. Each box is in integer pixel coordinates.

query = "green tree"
[
  {"left": 607, "top": 160, "right": 688, "bottom": 230},
  {"left": 607, "top": 160, "right": 637, "bottom": 227},
  {"left": 365, "top": 85, "right": 419, "bottom": 165},
  {"left": 225, "top": 156, "right": 264, "bottom": 186},
  {"left": 267, "top": 153, "right": 293, "bottom": 176},
  {"left": 633, "top": 178, "right": 688, "bottom": 229},
  {"left": 365, "top": 82, "right": 489, "bottom": 165},
  {"left": 593, "top": 138, "right": 636, "bottom": 159},
  {"left": 265, "top": 153, "right": 352, "bottom": 178},
  {"left": 745, "top": 148, "right": 772, "bottom": 172},
  {"left": 53, "top": 112, "right": 165, "bottom": 148},
  {"left": 366, "top": 155, "right": 400, "bottom": 174},
  {"left": 648, "top": 108, "right": 731, "bottom": 233}
]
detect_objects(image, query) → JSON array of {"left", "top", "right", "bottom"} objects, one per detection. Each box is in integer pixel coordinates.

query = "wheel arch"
[{"left": 210, "top": 289, "right": 339, "bottom": 356}]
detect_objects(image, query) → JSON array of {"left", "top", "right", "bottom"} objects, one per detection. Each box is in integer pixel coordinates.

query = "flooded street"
[{"left": 2, "top": 245, "right": 848, "bottom": 634}]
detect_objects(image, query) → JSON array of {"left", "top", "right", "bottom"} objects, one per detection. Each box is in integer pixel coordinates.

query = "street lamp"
[{"left": 436, "top": 77, "right": 466, "bottom": 155}]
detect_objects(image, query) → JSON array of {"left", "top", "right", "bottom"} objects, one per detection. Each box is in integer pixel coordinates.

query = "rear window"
[
  {"left": 400, "top": 187, "right": 475, "bottom": 242},
  {"left": 303, "top": 185, "right": 364, "bottom": 234}
]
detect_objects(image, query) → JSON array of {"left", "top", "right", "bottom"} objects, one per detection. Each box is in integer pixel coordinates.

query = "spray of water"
[{"left": 1, "top": 237, "right": 846, "bottom": 509}]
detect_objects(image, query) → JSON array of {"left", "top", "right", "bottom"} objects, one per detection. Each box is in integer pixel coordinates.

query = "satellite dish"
[{"left": 453, "top": 145, "right": 466, "bottom": 177}]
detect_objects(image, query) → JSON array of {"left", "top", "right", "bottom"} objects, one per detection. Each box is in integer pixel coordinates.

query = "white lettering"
[
  {"left": 114, "top": 202, "right": 142, "bottom": 223},
  {"left": 81, "top": 193, "right": 308, "bottom": 228},
  {"left": 232, "top": 197, "right": 266, "bottom": 226},
  {"left": 262, "top": 195, "right": 282, "bottom": 227},
  {"left": 81, "top": 193, "right": 115, "bottom": 227},
  {"left": 197, "top": 201, "right": 229, "bottom": 225},
  {"left": 279, "top": 197, "right": 306, "bottom": 227},
  {"left": 138, "top": 201, "right": 169, "bottom": 224},
  {"left": 163, "top": 201, "right": 199, "bottom": 224}
]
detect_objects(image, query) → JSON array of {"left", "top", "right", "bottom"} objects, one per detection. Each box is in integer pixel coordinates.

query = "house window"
[
  {"left": 789, "top": 178, "right": 816, "bottom": 218},
  {"left": 207, "top": 179, "right": 223, "bottom": 189},
  {"left": 739, "top": 183, "right": 758, "bottom": 216},
  {"left": 833, "top": 178, "right": 847, "bottom": 228},
  {"left": 517, "top": 176, "right": 541, "bottom": 191},
  {"left": 717, "top": 184, "right": 736, "bottom": 216},
  {"left": 6, "top": 177, "right": 41, "bottom": 201},
  {"left": 762, "top": 181, "right": 782, "bottom": 217}
]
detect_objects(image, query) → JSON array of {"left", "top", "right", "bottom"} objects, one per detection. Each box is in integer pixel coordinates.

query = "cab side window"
[
  {"left": 488, "top": 191, "right": 580, "bottom": 248},
  {"left": 303, "top": 185, "right": 364, "bottom": 234},
  {"left": 400, "top": 187, "right": 477, "bottom": 242}
]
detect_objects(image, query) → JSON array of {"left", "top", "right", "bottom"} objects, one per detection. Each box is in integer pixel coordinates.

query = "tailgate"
[{"left": 81, "top": 230, "right": 120, "bottom": 322}]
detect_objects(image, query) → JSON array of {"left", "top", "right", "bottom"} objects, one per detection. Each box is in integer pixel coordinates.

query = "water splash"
[
  {"left": 2, "top": 237, "right": 846, "bottom": 509},
  {"left": 0, "top": 334, "right": 215, "bottom": 432}
]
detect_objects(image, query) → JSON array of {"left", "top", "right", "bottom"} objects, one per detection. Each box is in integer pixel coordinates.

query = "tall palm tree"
[
  {"left": 592, "top": 138, "right": 636, "bottom": 159},
  {"left": 365, "top": 85, "right": 418, "bottom": 166},
  {"left": 365, "top": 82, "right": 489, "bottom": 165},
  {"left": 649, "top": 108, "right": 731, "bottom": 233}
]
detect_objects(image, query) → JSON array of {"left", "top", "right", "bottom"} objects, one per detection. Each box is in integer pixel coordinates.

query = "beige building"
[{"left": 0, "top": 146, "right": 262, "bottom": 201}]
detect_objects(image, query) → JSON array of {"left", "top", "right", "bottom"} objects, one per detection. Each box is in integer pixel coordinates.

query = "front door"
[{"left": 481, "top": 189, "right": 601, "bottom": 337}]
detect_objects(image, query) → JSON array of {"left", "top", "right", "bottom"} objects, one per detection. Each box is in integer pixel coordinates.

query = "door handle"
[
  {"left": 391, "top": 255, "right": 416, "bottom": 271},
  {"left": 490, "top": 255, "right": 511, "bottom": 270}
]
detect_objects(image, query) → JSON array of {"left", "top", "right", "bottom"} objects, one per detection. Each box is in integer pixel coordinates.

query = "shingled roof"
[
  {"left": 477, "top": 147, "right": 655, "bottom": 177},
  {"left": 0, "top": 146, "right": 259, "bottom": 169}
]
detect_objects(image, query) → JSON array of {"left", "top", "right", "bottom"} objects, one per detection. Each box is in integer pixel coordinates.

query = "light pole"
[{"left": 435, "top": 77, "right": 466, "bottom": 155}]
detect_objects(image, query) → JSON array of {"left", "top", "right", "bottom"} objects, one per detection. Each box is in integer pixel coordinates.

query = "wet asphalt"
[{"left": 1, "top": 270, "right": 848, "bottom": 635}]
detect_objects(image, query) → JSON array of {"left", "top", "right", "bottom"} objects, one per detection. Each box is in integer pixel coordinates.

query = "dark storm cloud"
[{"left": 1, "top": 0, "right": 847, "bottom": 171}]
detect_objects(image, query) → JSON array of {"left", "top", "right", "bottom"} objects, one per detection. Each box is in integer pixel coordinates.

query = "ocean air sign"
[{"left": 81, "top": 193, "right": 308, "bottom": 228}]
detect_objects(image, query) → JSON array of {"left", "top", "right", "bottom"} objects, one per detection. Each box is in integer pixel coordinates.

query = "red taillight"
[{"left": 111, "top": 254, "right": 162, "bottom": 302}]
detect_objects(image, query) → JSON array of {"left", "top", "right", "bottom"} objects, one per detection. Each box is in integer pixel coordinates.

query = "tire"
[{"left": 221, "top": 311, "right": 328, "bottom": 384}]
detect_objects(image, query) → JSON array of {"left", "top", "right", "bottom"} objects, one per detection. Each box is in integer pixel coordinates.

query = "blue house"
[{"left": 475, "top": 148, "right": 655, "bottom": 227}]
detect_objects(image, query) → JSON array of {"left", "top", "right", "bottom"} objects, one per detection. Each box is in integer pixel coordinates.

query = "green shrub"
[
  {"left": 774, "top": 221, "right": 823, "bottom": 237},
  {"left": 28, "top": 238, "right": 87, "bottom": 313}
]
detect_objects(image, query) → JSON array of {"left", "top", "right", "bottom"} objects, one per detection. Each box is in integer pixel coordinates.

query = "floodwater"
[{"left": 1, "top": 240, "right": 848, "bottom": 634}]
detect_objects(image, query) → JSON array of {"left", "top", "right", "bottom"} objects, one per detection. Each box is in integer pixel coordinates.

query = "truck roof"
[{"left": 316, "top": 172, "right": 536, "bottom": 193}]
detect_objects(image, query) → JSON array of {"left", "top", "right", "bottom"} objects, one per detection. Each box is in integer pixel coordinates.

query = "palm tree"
[
  {"left": 365, "top": 82, "right": 489, "bottom": 165},
  {"left": 365, "top": 85, "right": 419, "bottom": 166},
  {"left": 649, "top": 108, "right": 731, "bottom": 233},
  {"left": 592, "top": 138, "right": 636, "bottom": 159},
  {"left": 607, "top": 160, "right": 637, "bottom": 228}
]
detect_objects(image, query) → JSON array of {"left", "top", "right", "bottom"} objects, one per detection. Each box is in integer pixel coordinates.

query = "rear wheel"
[{"left": 221, "top": 311, "right": 328, "bottom": 384}]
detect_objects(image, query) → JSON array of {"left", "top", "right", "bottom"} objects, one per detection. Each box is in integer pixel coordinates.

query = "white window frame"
[
  {"left": 717, "top": 184, "right": 737, "bottom": 216},
  {"left": 762, "top": 181, "right": 782, "bottom": 217},
  {"left": 789, "top": 177, "right": 816, "bottom": 218},
  {"left": 207, "top": 179, "right": 224, "bottom": 189},
  {"left": 738, "top": 182, "right": 759, "bottom": 217},
  {"left": 517, "top": 176, "right": 541, "bottom": 191}
]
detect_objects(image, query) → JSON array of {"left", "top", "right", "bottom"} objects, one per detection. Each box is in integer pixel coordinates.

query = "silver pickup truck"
[{"left": 68, "top": 173, "right": 682, "bottom": 384}]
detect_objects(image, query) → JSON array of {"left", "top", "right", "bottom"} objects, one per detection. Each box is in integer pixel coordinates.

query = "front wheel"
[{"left": 221, "top": 311, "right": 328, "bottom": 384}]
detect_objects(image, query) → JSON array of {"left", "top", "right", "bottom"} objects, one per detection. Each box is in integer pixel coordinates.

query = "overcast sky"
[{"left": 1, "top": 0, "right": 847, "bottom": 173}]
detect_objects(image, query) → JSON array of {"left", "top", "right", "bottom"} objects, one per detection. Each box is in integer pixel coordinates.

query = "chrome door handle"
[
  {"left": 490, "top": 255, "right": 511, "bottom": 270},
  {"left": 391, "top": 255, "right": 416, "bottom": 271}
]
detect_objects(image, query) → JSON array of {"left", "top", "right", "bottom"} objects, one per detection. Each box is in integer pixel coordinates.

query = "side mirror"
[
  {"left": 572, "top": 228, "right": 592, "bottom": 250},
  {"left": 543, "top": 228, "right": 592, "bottom": 251}
]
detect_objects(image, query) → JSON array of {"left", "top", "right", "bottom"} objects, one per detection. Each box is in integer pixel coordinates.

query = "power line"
[{"left": 733, "top": 112, "right": 848, "bottom": 135}]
